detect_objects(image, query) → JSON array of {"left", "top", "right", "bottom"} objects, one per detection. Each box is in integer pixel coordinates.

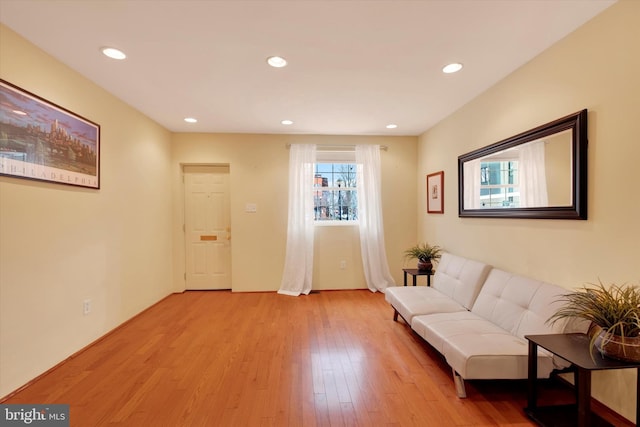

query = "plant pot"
[
  {"left": 417, "top": 259, "right": 433, "bottom": 272},
  {"left": 589, "top": 324, "right": 640, "bottom": 362}
]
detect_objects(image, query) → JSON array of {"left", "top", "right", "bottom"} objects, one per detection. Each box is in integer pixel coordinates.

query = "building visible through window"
[
  {"left": 314, "top": 163, "right": 357, "bottom": 221},
  {"left": 480, "top": 161, "right": 519, "bottom": 208}
]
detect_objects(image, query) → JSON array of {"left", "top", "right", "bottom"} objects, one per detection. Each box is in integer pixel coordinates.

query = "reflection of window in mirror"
[
  {"left": 467, "top": 139, "right": 562, "bottom": 209},
  {"left": 479, "top": 160, "right": 519, "bottom": 208}
]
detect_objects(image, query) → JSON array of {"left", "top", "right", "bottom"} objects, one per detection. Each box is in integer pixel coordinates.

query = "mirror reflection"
[
  {"left": 458, "top": 110, "right": 587, "bottom": 220},
  {"left": 463, "top": 129, "right": 572, "bottom": 209}
]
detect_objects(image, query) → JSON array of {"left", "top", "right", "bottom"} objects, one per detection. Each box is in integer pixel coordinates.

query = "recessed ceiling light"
[
  {"left": 267, "top": 56, "right": 287, "bottom": 68},
  {"left": 281, "top": 119, "right": 293, "bottom": 125},
  {"left": 386, "top": 124, "right": 398, "bottom": 129},
  {"left": 101, "top": 47, "right": 126, "bottom": 60},
  {"left": 184, "top": 117, "right": 198, "bottom": 123},
  {"left": 442, "top": 63, "right": 463, "bottom": 74}
]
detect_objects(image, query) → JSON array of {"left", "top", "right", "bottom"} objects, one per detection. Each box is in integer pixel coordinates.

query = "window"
[
  {"left": 479, "top": 160, "right": 520, "bottom": 208},
  {"left": 313, "top": 163, "right": 358, "bottom": 221}
]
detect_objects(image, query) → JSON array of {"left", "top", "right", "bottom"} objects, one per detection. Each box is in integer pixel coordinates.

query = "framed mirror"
[{"left": 458, "top": 109, "right": 587, "bottom": 219}]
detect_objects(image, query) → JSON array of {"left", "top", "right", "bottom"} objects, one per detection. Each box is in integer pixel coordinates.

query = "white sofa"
[{"left": 386, "top": 253, "right": 583, "bottom": 397}]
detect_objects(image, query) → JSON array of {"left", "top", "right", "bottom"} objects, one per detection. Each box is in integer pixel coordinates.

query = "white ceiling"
[{"left": 0, "top": 0, "right": 615, "bottom": 136}]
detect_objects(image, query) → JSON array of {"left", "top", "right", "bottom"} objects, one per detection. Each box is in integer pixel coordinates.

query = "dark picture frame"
[
  {"left": 427, "top": 171, "right": 444, "bottom": 214},
  {"left": 0, "top": 79, "right": 100, "bottom": 189}
]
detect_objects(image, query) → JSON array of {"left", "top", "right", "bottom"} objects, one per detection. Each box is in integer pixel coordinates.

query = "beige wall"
[
  {"left": 418, "top": 1, "right": 639, "bottom": 421},
  {"left": 0, "top": 26, "right": 174, "bottom": 397},
  {"left": 171, "top": 134, "right": 418, "bottom": 292}
]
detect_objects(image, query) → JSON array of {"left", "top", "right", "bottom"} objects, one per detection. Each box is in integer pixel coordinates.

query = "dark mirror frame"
[{"left": 458, "top": 109, "right": 588, "bottom": 219}]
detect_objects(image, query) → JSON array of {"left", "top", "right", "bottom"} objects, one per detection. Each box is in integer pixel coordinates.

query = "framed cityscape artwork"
[{"left": 0, "top": 79, "right": 100, "bottom": 188}]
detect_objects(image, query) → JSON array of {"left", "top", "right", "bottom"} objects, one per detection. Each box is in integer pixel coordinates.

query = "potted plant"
[
  {"left": 403, "top": 243, "right": 442, "bottom": 272},
  {"left": 548, "top": 281, "right": 640, "bottom": 362}
]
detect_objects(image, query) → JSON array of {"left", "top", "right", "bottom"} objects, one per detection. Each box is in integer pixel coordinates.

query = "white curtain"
[
  {"left": 278, "top": 144, "right": 316, "bottom": 296},
  {"left": 463, "top": 159, "right": 482, "bottom": 209},
  {"left": 355, "top": 145, "right": 395, "bottom": 293},
  {"left": 519, "top": 141, "right": 549, "bottom": 207}
]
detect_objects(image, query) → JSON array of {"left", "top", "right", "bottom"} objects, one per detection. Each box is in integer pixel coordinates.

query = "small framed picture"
[{"left": 426, "top": 171, "right": 444, "bottom": 214}]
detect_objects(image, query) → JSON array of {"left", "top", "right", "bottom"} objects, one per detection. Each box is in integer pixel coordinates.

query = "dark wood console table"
[
  {"left": 402, "top": 268, "right": 433, "bottom": 286},
  {"left": 525, "top": 333, "right": 639, "bottom": 427}
]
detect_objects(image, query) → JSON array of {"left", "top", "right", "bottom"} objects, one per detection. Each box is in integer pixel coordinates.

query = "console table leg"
[
  {"left": 636, "top": 368, "right": 640, "bottom": 426},
  {"left": 527, "top": 341, "right": 538, "bottom": 411},
  {"left": 576, "top": 368, "right": 591, "bottom": 427}
]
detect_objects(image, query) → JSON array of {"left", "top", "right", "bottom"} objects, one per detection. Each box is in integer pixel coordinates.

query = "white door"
[{"left": 184, "top": 165, "right": 231, "bottom": 289}]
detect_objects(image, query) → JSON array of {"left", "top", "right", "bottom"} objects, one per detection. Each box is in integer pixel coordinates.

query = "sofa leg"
[
  {"left": 393, "top": 308, "right": 399, "bottom": 322},
  {"left": 452, "top": 369, "right": 467, "bottom": 398}
]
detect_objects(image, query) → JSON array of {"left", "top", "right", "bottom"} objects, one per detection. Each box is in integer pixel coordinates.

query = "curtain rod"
[{"left": 285, "top": 144, "right": 388, "bottom": 151}]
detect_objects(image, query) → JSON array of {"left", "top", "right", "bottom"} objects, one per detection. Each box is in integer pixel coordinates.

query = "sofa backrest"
[
  {"left": 470, "top": 268, "right": 578, "bottom": 339},
  {"left": 432, "top": 253, "right": 492, "bottom": 310}
]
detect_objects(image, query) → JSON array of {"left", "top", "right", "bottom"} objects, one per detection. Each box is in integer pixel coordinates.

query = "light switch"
[{"left": 245, "top": 203, "right": 257, "bottom": 213}]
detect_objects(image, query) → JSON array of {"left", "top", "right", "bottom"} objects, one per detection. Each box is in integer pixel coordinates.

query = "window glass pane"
[{"left": 314, "top": 163, "right": 358, "bottom": 221}]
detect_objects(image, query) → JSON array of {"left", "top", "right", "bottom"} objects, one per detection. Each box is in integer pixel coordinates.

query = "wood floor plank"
[{"left": 2, "top": 290, "right": 633, "bottom": 426}]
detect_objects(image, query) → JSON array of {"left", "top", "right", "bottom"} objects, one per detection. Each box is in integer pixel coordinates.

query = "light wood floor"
[{"left": 3, "top": 290, "right": 632, "bottom": 426}]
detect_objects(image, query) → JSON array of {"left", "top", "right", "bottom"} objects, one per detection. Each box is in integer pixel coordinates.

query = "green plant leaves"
[{"left": 548, "top": 281, "right": 640, "bottom": 338}]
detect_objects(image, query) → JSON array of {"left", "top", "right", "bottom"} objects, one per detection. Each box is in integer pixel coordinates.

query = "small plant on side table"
[
  {"left": 403, "top": 243, "right": 442, "bottom": 272},
  {"left": 548, "top": 281, "right": 640, "bottom": 362}
]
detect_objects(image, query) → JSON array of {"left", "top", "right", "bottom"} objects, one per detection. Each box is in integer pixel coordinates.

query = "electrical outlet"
[
  {"left": 340, "top": 260, "right": 346, "bottom": 269},
  {"left": 83, "top": 299, "right": 91, "bottom": 315}
]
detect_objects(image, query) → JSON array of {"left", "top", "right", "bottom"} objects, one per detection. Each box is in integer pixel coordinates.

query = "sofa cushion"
[
  {"left": 469, "top": 268, "right": 572, "bottom": 340},
  {"left": 412, "top": 311, "right": 557, "bottom": 379},
  {"left": 430, "top": 253, "right": 492, "bottom": 310},
  {"left": 385, "top": 287, "right": 467, "bottom": 325},
  {"left": 411, "top": 311, "right": 504, "bottom": 353},
  {"left": 442, "top": 331, "right": 555, "bottom": 380}
]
